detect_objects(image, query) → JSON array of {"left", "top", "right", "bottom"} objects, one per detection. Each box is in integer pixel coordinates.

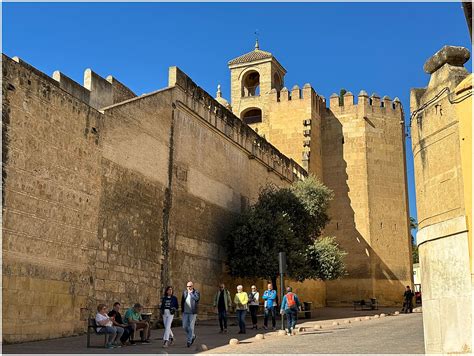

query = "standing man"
[
  {"left": 181, "top": 281, "right": 200, "bottom": 347},
  {"left": 280, "top": 286, "right": 301, "bottom": 335},
  {"left": 262, "top": 283, "right": 277, "bottom": 330},
  {"left": 213, "top": 283, "right": 232, "bottom": 333},
  {"left": 248, "top": 285, "right": 260, "bottom": 329},
  {"left": 402, "top": 286, "right": 414, "bottom": 313},
  {"left": 234, "top": 285, "right": 249, "bottom": 334}
]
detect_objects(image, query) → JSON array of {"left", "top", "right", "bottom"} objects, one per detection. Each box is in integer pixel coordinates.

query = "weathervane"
[{"left": 254, "top": 29, "right": 260, "bottom": 50}]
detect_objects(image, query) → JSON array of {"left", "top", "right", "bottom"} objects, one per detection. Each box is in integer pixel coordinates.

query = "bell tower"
[{"left": 228, "top": 40, "right": 286, "bottom": 126}]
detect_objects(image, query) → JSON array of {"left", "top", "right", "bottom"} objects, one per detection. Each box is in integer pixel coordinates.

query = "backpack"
[{"left": 286, "top": 292, "right": 296, "bottom": 308}]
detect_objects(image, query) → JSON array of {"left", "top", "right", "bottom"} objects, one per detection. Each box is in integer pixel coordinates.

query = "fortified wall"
[
  {"left": 2, "top": 54, "right": 311, "bottom": 343},
  {"left": 320, "top": 91, "right": 412, "bottom": 305}
]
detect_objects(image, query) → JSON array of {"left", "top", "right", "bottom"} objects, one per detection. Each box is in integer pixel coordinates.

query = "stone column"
[{"left": 410, "top": 45, "right": 472, "bottom": 354}]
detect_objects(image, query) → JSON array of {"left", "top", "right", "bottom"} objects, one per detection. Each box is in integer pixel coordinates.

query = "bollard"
[
  {"left": 332, "top": 321, "right": 339, "bottom": 326},
  {"left": 255, "top": 334, "right": 265, "bottom": 340},
  {"left": 197, "top": 344, "right": 208, "bottom": 352},
  {"left": 229, "top": 338, "right": 239, "bottom": 345}
]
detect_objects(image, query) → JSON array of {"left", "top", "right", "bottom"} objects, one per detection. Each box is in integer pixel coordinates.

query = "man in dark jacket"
[
  {"left": 213, "top": 283, "right": 232, "bottom": 333},
  {"left": 181, "top": 281, "right": 200, "bottom": 347},
  {"left": 108, "top": 302, "right": 134, "bottom": 345},
  {"left": 402, "top": 286, "right": 414, "bottom": 313}
]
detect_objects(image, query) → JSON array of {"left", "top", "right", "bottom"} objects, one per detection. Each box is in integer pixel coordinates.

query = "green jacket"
[{"left": 213, "top": 289, "right": 232, "bottom": 311}]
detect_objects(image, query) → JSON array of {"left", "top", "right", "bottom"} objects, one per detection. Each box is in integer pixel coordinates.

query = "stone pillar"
[{"left": 410, "top": 45, "right": 472, "bottom": 354}]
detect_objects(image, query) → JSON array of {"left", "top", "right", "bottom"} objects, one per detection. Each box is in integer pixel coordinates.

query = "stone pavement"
[{"left": 2, "top": 307, "right": 424, "bottom": 354}]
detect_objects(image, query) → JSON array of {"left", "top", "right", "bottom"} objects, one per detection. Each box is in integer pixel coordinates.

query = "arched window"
[
  {"left": 273, "top": 72, "right": 283, "bottom": 92},
  {"left": 241, "top": 70, "right": 260, "bottom": 97},
  {"left": 241, "top": 108, "right": 262, "bottom": 124}
]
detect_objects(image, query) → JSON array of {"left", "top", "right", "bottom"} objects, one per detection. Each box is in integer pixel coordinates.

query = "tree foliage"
[
  {"left": 304, "top": 237, "right": 347, "bottom": 280},
  {"left": 224, "top": 175, "right": 345, "bottom": 283},
  {"left": 410, "top": 217, "right": 419, "bottom": 263}
]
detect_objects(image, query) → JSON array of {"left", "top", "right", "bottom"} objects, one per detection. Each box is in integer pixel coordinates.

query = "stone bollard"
[
  {"left": 313, "top": 324, "right": 323, "bottom": 330},
  {"left": 373, "top": 314, "right": 380, "bottom": 319},
  {"left": 197, "top": 344, "right": 208, "bottom": 352},
  {"left": 364, "top": 316, "right": 371, "bottom": 320},
  {"left": 354, "top": 317, "right": 362, "bottom": 322},
  {"left": 332, "top": 321, "right": 339, "bottom": 326},
  {"left": 229, "top": 338, "right": 239, "bottom": 345},
  {"left": 255, "top": 334, "right": 265, "bottom": 340},
  {"left": 344, "top": 320, "right": 351, "bottom": 324},
  {"left": 297, "top": 327, "right": 306, "bottom": 332},
  {"left": 277, "top": 330, "right": 287, "bottom": 336},
  {"left": 380, "top": 313, "right": 386, "bottom": 318},
  {"left": 394, "top": 311, "right": 400, "bottom": 315}
]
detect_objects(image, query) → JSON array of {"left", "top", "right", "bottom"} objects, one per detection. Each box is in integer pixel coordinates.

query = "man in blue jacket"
[
  {"left": 262, "top": 283, "right": 277, "bottom": 330},
  {"left": 181, "top": 281, "right": 200, "bottom": 347},
  {"left": 280, "top": 286, "right": 301, "bottom": 335}
]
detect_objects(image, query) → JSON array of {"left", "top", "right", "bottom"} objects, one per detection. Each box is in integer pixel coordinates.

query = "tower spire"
[
  {"left": 254, "top": 30, "right": 259, "bottom": 50},
  {"left": 216, "top": 84, "right": 222, "bottom": 98}
]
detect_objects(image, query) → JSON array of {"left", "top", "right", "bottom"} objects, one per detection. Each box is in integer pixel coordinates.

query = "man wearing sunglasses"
[{"left": 181, "top": 281, "right": 200, "bottom": 347}]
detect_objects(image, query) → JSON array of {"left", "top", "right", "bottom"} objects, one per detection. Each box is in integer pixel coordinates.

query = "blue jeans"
[
  {"left": 182, "top": 313, "right": 197, "bottom": 343},
  {"left": 98, "top": 326, "right": 124, "bottom": 345},
  {"left": 285, "top": 308, "right": 298, "bottom": 333},
  {"left": 264, "top": 306, "right": 276, "bottom": 328},
  {"left": 237, "top": 310, "right": 246, "bottom": 332},
  {"left": 218, "top": 310, "right": 228, "bottom": 331}
]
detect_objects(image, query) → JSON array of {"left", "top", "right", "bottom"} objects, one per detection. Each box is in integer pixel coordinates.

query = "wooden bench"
[
  {"left": 86, "top": 318, "right": 108, "bottom": 348},
  {"left": 353, "top": 299, "right": 379, "bottom": 311}
]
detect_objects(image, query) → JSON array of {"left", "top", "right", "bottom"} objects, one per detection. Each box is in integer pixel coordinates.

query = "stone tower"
[
  {"left": 227, "top": 41, "right": 325, "bottom": 173},
  {"left": 321, "top": 92, "right": 412, "bottom": 305},
  {"left": 224, "top": 44, "right": 413, "bottom": 305}
]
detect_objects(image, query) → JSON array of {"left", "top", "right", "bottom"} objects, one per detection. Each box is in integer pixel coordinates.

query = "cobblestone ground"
[{"left": 2, "top": 308, "right": 424, "bottom": 354}]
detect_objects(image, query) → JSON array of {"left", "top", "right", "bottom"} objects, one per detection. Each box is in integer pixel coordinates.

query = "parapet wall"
[
  {"left": 328, "top": 91, "right": 403, "bottom": 118},
  {"left": 168, "top": 66, "right": 307, "bottom": 182},
  {"left": 12, "top": 56, "right": 137, "bottom": 111}
]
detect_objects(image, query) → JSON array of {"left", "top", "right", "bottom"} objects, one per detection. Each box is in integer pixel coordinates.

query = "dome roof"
[{"left": 215, "top": 84, "right": 231, "bottom": 110}]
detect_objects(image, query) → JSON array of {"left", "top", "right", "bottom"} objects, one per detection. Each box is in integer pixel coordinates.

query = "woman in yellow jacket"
[{"left": 234, "top": 285, "right": 249, "bottom": 334}]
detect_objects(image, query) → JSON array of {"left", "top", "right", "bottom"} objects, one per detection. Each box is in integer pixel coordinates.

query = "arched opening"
[
  {"left": 241, "top": 70, "right": 260, "bottom": 97},
  {"left": 273, "top": 72, "right": 283, "bottom": 92},
  {"left": 241, "top": 108, "right": 262, "bottom": 125}
]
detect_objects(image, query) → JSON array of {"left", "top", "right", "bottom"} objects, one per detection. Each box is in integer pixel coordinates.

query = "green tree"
[
  {"left": 410, "top": 217, "right": 419, "bottom": 263},
  {"left": 224, "top": 176, "right": 345, "bottom": 287},
  {"left": 339, "top": 88, "right": 347, "bottom": 106},
  {"left": 304, "top": 237, "right": 347, "bottom": 280}
]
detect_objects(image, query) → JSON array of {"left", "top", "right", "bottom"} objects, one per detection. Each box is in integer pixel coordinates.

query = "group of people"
[
  {"left": 95, "top": 281, "right": 302, "bottom": 349},
  {"left": 213, "top": 282, "right": 300, "bottom": 336},
  {"left": 94, "top": 302, "right": 151, "bottom": 349}
]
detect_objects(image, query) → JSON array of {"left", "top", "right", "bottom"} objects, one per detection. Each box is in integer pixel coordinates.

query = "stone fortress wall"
[{"left": 2, "top": 54, "right": 309, "bottom": 343}]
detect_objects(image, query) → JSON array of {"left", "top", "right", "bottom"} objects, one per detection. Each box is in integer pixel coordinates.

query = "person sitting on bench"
[
  {"left": 95, "top": 304, "right": 124, "bottom": 349},
  {"left": 124, "top": 303, "right": 151, "bottom": 344},
  {"left": 108, "top": 302, "right": 133, "bottom": 345}
]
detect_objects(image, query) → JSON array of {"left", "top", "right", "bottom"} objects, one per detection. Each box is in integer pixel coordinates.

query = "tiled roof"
[{"left": 228, "top": 49, "right": 273, "bottom": 65}]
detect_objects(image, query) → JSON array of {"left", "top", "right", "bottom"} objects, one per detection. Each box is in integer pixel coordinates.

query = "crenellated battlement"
[
  {"left": 267, "top": 83, "right": 319, "bottom": 103},
  {"left": 328, "top": 89, "right": 402, "bottom": 115},
  {"left": 10, "top": 55, "right": 136, "bottom": 111},
  {"left": 168, "top": 66, "right": 307, "bottom": 182}
]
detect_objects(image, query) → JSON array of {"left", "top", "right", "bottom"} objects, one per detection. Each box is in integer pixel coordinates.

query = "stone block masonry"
[{"left": 2, "top": 54, "right": 305, "bottom": 343}]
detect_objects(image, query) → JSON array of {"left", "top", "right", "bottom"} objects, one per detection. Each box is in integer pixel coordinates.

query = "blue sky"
[{"left": 3, "top": 2, "right": 472, "bottom": 236}]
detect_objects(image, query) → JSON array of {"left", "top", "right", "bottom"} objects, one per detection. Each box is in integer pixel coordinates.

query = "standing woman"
[
  {"left": 248, "top": 285, "right": 260, "bottom": 329},
  {"left": 234, "top": 285, "right": 249, "bottom": 334},
  {"left": 160, "top": 286, "right": 179, "bottom": 348}
]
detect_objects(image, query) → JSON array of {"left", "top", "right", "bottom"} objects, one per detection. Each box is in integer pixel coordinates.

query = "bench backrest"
[{"left": 88, "top": 318, "right": 101, "bottom": 334}]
